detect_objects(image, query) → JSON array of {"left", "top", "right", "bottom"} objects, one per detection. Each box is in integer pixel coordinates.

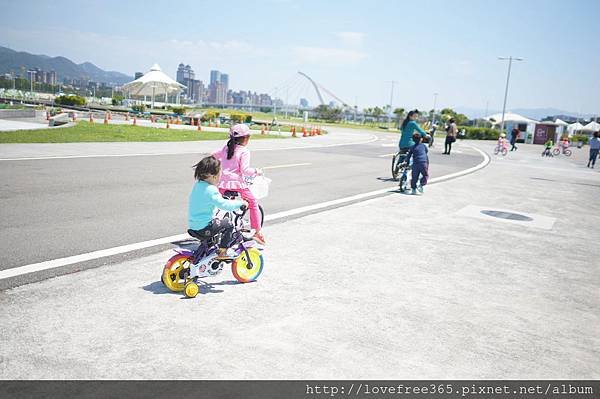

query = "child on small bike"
[
  {"left": 542, "top": 139, "right": 554, "bottom": 156},
  {"left": 188, "top": 155, "right": 248, "bottom": 259},
  {"left": 404, "top": 132, "right": 429, "bottom": 195},
  {"left": 497, "top": 133, "right": 508, "bottom": 149},
  {"left": 212, "top": 124, "right": 266, "bottom": 245}
]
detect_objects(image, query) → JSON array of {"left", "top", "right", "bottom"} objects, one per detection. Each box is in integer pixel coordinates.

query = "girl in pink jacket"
[{"left": 212, "top": 124, "right": 265, "bottom": 245}]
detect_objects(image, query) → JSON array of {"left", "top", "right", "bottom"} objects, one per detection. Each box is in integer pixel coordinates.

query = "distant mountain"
[
  {"left": 455, "top": 106, "right": 594, "bottom": 121},
  {"left": 0, "top": 46, "right": 132, "bottom": 85}
]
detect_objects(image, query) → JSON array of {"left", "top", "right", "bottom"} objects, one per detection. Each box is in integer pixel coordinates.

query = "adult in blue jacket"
[{"left": 399, "top": 110, "right": 427, "bottom": 151}]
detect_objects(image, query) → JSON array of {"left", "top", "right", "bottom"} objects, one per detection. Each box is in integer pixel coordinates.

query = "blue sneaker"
[
  {"left": 411, "top": 188, "right": 417, "bottom": 195},
  {"left": 417, "top": 185, "right": 424, "bottom": 193}
]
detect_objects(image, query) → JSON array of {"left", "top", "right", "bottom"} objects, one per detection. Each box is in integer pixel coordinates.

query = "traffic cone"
[
  {"left": 302, "top": 127, "right": 307, "bottom": 137},
  {"left": 197, "top": 123, "right": 202, "bottom": 131},
  {"left": 317, "top": 127, "right": 321, "bottom": 135},
  {"left": 291, "top": 126, "right": 297, "bottom": 137},
  {"left": 104, "top": 114, "right": 108, "bottom": 124},
  {"left": 261, "top": 125, "right": 265, "bottom": 135},
  {"left": 133, "top": 117, "right": 137, "bottom": 126},
  {"left": 108, "top": 112, "right": 112, "bottom": 121},
  {"left": 166, "top": 118, "right": 170, "bottom": 129},
  {"left": 89, "top": 113, "right": 94, "bottom": 123},
  {"left": 125, "top": 113, "right": 129, "bottom": 121}
]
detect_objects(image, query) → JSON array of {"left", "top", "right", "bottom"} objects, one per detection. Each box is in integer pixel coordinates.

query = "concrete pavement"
[{"left": 1, "top": 140, "right": 597, "bottom": 379}]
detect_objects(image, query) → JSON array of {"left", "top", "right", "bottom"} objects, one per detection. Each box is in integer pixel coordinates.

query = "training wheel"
[{"left": 184, "top": 281, "right": 199, "bottom": 298}]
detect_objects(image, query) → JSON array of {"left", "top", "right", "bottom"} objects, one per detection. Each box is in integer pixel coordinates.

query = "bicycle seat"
[{"left": 223, "top": 190, "right": 240, "bottom": 198}]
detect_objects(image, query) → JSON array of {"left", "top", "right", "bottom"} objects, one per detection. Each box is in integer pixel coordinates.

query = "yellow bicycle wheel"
[
  {"left": 232, "top": 248, "right": 264, "bottom": 283},
  {"left": 184, "top": 281, "right": 199, "bottom": 298},
  {"left": 161, "top": 254, "right": 191, "bottom": 292}
]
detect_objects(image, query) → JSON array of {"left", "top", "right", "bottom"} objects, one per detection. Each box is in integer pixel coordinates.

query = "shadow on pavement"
[{"left": 141, "top": 279, "right": 243, "bottom": 297}]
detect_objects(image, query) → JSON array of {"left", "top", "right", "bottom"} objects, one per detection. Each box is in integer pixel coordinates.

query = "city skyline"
[{"left": 1, "top": 0, "right": 599, "bottom": 114}]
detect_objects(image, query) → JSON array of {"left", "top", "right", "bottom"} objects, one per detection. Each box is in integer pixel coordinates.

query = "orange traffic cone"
[
  {"left": 317, "top": 127, "right": 321, "bottom": 135},
  {"left": 133, "top": 117, "right": 137, "bottom": 126},
  {"left": 302, "top": 127, "right": 307, "bottom": 137},
  {"left": 197, "top": 123, "right": 202, "bottom": 131},
  {"left": 291, "top": 126, "right": 297, "bottom": 137},
  {"left": 107, "top": 112, "right": 112, "bottom": 121},
  {"left": 103, "top": 114, "right": 108, "bottom": 124}
]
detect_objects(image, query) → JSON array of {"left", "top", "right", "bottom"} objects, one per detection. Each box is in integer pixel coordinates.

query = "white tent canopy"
[
  {"left": 582, "top": 121, "right": 600, "bottom": 131},
  {"left": 122, "top": 64, "right": 186, "bottom": 108},
  {"left": 567, "top": 122, "right": 584, "bottom": 134},
  {"left": 554, "top": 118, "right": 568, "bottom": 126},
  {"left": 485, "top": 112, "right": 537, "bottom": 124}
]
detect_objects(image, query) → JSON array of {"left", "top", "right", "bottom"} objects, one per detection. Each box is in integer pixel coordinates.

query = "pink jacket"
[{"left": 212, "top": 145, "right": 258, "bottom": 190}]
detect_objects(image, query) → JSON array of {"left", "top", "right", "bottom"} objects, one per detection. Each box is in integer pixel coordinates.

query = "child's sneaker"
[
  {"left": 417, "top": 185, "right": 424, "bottom": 194},
  {"left": 411, "top": 188, "right": 417, "bottom": 195}
]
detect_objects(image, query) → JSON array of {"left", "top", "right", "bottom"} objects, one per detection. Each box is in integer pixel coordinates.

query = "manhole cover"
[{"left": 480, "top": 210, "right": 533, "bottom": 221}]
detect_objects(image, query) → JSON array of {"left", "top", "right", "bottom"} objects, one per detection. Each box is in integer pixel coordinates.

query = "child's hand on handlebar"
[{"left": 240, "top": 200, "right": 249, "bottom": 209}]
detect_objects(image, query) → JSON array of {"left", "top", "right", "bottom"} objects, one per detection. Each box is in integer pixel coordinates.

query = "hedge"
[
  {"left": 458, "top": 126, "right": 500, "bottom": 140},
  {"left": 571, "top": 134, "right": 589, "bottom": 145}
]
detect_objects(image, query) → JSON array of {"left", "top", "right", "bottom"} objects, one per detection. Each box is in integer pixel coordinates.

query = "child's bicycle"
[
  {"left": 161, "top": 203, "right": 265, "bottom": 298},
  {"left": 494, "top": 141, "right": 509, "bottom": 156},
  {"left": 552, "top": 145, "right": 572, "bottom": 157},
  {"left": 391, "top": 151, "right": 411, "bottom": 192},
  {"left": 161, "top": 176, "right": 270, "bottom": 299}
]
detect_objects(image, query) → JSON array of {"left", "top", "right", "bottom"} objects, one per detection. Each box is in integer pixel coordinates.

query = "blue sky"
[{"left": 1, "top": 0, "right": 599, "bottom": 114}]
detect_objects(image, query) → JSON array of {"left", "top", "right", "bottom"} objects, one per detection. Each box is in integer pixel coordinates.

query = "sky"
[{"left": 1, "top": 0, "right": 599, "bottom": 114}]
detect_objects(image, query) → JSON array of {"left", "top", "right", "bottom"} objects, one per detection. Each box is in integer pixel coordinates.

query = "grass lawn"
[{"left": 0, "top": 121, "right": 288, "bottom": 143}]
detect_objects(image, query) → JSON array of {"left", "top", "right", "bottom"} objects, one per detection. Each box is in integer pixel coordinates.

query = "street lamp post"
[
  {"left": 27, "top": 70, "right": 35, "bottom": 98},
  {"left": 431, "top": 92, "right": 438, "bottom": 126},
  {"left": 498, "top": 56, "right": 523, "bottom": 133},
  {"left": 387, "top": 80, "right": 397, "bottom": 128}
]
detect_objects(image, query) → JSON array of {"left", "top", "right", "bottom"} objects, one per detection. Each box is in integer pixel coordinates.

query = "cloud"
[
  {"left": 293, "top": 46, "right": 368, "bottom": 66},
  {"left": 334, "top": 31, "right": 366, "bottom": 47}
]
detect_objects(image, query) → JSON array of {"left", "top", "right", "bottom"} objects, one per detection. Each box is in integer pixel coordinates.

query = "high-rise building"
[
  {"left": 177, "top": 63, "right": 198, "bottom": 100},
  {"left": 210, "top": 70, "right": 221, "bottom": 85},
  {"left": 300, "top": 98, "right": 309, "bottom": 108},
  {"left": 134, "top": 72, "right": 143, "bottom": 80},
  {"left": 220, "top": 74, "right": 229, "bottom": 88}
]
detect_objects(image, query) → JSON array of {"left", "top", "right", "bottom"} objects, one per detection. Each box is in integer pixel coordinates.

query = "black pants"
[
  {"left": 510, "top": 139, "right": 517, "bottom": 151},
  {"left": 189, "top": 218, "right": 234, "bottom": 249},
  {"left": 444, "top": 136, "right": 453, "bottom": 154}
]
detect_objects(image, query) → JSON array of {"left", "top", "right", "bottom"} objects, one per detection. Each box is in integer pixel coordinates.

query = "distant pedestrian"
[
  {"left": 443, "top": 118, "right": 457, "bottom": 154},
  {"left": 510, "top": 127, "right": 519, "bottom": 151},
  {"left": 588, "top": 131, "right": 600, "bottom": 168},
  {"left": 405, "top": 132, "right": 429, "bottom": 195},
  {"left": 542, "top": 138, "right": 554, "bottom": 157}
]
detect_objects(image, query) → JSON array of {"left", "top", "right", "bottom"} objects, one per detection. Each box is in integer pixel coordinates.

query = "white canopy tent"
[
  {"left": 582, "top": 121, "right": 600, "bottom": 132},
  {"left": 554, "top": 118, "right": 568, "bottom": 126},
  {"left": 567, "top": 122, "right": 584, "bottom": 135},
  {"left": 122, "top": 64, "right": 186, "bottom": 109},
  {"left": 484, "top": 112, "right": 538, "bottom": 124}
]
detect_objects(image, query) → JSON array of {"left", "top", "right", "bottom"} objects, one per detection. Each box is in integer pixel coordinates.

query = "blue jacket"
[
  {"left": 188, "top": 180, "right": 243, "bottom": 230},
  {"left": 399, "top": 120, "right": 427, "bottom": 148},
  {"left": 405, "top": 142, "right": 429, "bottom": 164}
]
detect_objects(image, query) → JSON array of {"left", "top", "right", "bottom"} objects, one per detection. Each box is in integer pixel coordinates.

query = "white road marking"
[
  {"left": 263, "top": 163, "right": 311, "bottom": 170},
  {"left": 0, "top": 135, "right": 379, "bottom": 161},
  {"left": 378, "top": 153, "right": 397, "bottom": 158},
  {"left": 0, "top": 146, "right": 489, "bottom": 281},
  {"left": 381, "top": 143, "right": 397, "bottom": 147}
]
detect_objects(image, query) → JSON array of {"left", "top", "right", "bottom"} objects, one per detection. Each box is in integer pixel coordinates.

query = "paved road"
[
  {"left": 0, "top": 142, "right": 597, "bottom": 379},
  {"left": 0, "top": 129, "right": 482, "bottom": 275}
]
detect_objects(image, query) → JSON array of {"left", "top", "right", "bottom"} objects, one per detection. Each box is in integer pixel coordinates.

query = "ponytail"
[{"left": 226, "top": 136, "right": 246, "bottom": 159}]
